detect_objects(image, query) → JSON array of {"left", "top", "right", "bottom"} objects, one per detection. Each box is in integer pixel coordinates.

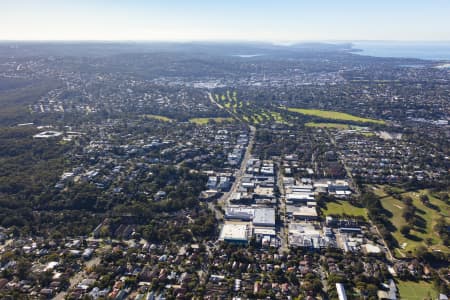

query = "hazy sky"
[{"left": 1, "top": 0, "right": 450, "bottom": 41}]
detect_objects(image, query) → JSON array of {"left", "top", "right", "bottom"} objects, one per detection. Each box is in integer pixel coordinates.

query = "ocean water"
[
  {"left": 232, "top": 54, "right": 264, "bottom": 58},
  {"left": 351, "top": 42, "right": 450, "bottom": 61}
]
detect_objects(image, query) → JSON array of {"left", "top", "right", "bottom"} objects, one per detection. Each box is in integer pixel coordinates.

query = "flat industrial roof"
[
  {"left": 219, "top": 223, "right": 248, "bottom": 241},
  {"left": 293, "top": 206, "right": 318, "bottom": 217},
  {"left": 254, "top": 227, "right": 276, "bottom": 236},
  {"left": 226, "top": 207, "right": 276, "bottom": 227},
  {"left": 289, "top": 223, "right": 320, "bottom": 236},
  {"left": 253, "top": 208, "right": 276, "bottom": 226},
  {"left": 286, "top": 193, "right": 314, "bottom": 200}
]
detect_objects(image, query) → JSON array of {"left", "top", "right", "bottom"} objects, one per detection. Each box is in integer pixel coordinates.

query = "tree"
[
  {"left": 420, "top": 194, "right": 430, "bottom": 204},
  {"left": 414, "top": 245, "right": 428, "bottom": 259},
  {"left": 402, "top": 196, "right": 413, "bottom": 206},
  {"left": 400, "top": 225, "right": 411, "bottom": 236},
  {"left": 37, "top": 270, "right": 53, "bottom": 287},
  {"left": 402, "top": 205, "right": 416, "bottom": 222},
  {"left": 437, "top": 192, "right": 449, "bottom": 203}
]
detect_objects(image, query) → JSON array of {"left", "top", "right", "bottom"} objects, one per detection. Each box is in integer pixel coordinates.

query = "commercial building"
[
  {"left": 33, "top": 131, "right": 63, "bottom": 139},
  {"left": 253, "top": 208, "right": 276, "bottom": 227},
  {"left": 288, "top": 223, "right": 335, "bottom": 249},
  {"left": 219, "top": 223, "right": 249, "bottom": 244},
  {"left": 293, "top": 206, "right": 318, "bottom": 221},
  {"left": 225, "top": 206, "right": 275, "bottom": 227},
  {"left": 286, "top": 192, "right": 314, "bottom": 204}
]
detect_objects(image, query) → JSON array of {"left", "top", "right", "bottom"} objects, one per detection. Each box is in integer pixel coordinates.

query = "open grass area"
[
  {"left": 305, "top": 122, "right": 350, "bottom": 129},
  {"left": 321, "top": 200, "right": 367, "bottom": 218},
  {"left": 286, "top": 108, "right": 385, "bottom": 124},
  {"left": 142, "top": 114, "right": 172, "bottom": 122},
  {"left": 189, "top": 117, "right": 234, "bottom": 125},
  {"left": 397, "top": 280, "right": 437, "bottom": 300},
  {"left": 372, "top": 185, "right": 450, "bottom": 254}
]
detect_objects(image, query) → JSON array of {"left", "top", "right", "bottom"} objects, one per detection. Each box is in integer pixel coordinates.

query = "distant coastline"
[{"left": 350, "top": 41, "right": 450, "bottom": 61}]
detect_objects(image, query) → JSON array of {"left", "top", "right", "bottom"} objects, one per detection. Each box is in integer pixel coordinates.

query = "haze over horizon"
[{"left": 2, "top": 0, "right": 450, "bottom": 42}]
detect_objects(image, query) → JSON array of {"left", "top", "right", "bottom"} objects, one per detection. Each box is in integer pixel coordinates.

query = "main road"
[
  {"left": 276, "top": 161, "right": 290, "bottom": 254},
  {"left": 207, "top": 91, "right": 256, "bottom": 210}
]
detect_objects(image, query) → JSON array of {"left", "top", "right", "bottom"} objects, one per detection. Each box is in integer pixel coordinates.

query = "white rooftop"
[
  {"left": 219, "top": 223, "right": 249, "bottom": 242},
  {"left": 33, "top": 131, "right": 63, "bottom": 139},
  {"left": 254, "top": 227, "right": 276, "bottom": 236},
  {"left": 253, "top": 208, "right": 276, "bottom": 226},
  {"left": 286, "top": 193, "right": 314, "bottom": 200},
  {"left": 362, "top": 244, "right": 382, "bottom": 254},
  {"left": 293, "top": 206, "right": 318, "bottom": 217}
]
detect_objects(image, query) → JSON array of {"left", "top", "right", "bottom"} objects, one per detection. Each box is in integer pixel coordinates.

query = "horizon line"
[{"left": 1, "top": 39, "right": 450, "bottom": 44}]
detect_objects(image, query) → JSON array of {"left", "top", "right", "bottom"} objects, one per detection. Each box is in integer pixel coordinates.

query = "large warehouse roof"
[
  {"left": 219, "top": 223, "right": 249, "bottom": 242},
  {"left": 253, "top": 208, "right": 276, "bottom": 227}
]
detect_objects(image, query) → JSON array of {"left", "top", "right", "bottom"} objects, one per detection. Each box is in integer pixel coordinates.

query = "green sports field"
[
  {"left": 321, "top": 200, "right": 367, "bottom": 218},
  {"left": 287, "top": 108, "right": 385, "bottom": 124},
  {"left": 397, "top": 280, "right": 437, "bottom": 300}
]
